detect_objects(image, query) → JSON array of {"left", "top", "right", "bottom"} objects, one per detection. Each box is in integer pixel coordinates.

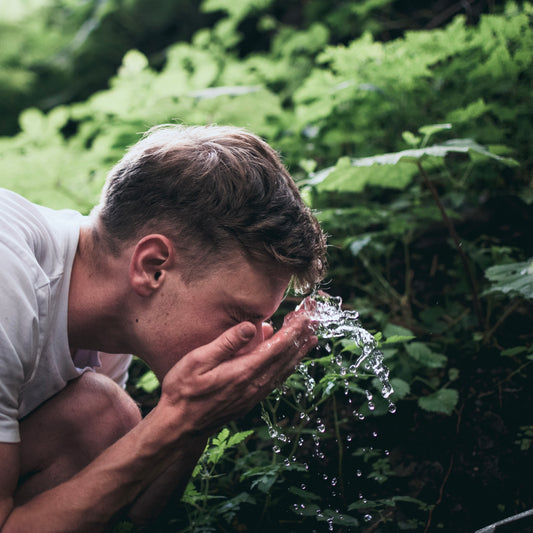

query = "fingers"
[
  {"left": 261, "top": 322, "right": 274, "bottom": 341},
  {"left": 194, "top": 322, "right": 257, "bottom": 374},
  {"left": 237, "top": 312, "right": 318, "bottom": 386}
]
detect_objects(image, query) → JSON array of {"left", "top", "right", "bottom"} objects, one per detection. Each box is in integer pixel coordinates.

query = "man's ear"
[{"left": 129, "top": 234, "right": 175, "bottom": 296}]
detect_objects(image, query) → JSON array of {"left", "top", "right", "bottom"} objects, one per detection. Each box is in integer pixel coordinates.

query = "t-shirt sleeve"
[
  {"left": 0, "top": 243, "right": 42, "bottom": 443},
  {"left": 96, "top": 352, "right": 133, "bottom": 389},
  {"left": 0, "top": 322, "right": 24, "bottom": 442}
]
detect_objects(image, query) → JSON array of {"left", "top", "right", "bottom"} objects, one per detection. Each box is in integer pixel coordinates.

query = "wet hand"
[{"left": 159, "top": 309, "right": 317, "bottom": 435}]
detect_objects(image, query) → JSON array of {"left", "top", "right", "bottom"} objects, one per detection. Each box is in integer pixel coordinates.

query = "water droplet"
[
  {"left": 272, "top": 445, "right": 281, "bottom": 453},
  {"left": 268, "top": 428, "right": 278, "bottom": 439},
  {"left": 331, "top": 477, "right": 337, "bottom": 486},
  {"left": 356, "top": 469, "right": 362, "bottom": 477},
  {"left": 346, "top": 434, "right": 353, "bottom": 442},
  {"left": 317, "top": 423, "right": 326, "bottom": 433},
  {"left": 301, "top": 483, "right": 306, "bottom": 490},
  {"left": 372, "top": 431, "right": 378, "bottom": 438},
  {"left": 364, "top": 513, "right": 372, "bottom": 522},
  {"left": 388, "top": 402, "right": 397, "bottom": 414}
]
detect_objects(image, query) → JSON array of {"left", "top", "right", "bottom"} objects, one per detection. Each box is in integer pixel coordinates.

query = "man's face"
[{"left": 137, "top": 254, "right": 291, "bottom": 378}]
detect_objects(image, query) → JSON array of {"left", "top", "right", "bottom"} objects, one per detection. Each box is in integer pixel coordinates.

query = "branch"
[{"left": 417, "top": 162, "right": 484, "bottom": 328}]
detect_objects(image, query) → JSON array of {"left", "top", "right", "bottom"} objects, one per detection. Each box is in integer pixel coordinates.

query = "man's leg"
[{"left": 15, "top": 372, "right": 142, "bottom": 504}]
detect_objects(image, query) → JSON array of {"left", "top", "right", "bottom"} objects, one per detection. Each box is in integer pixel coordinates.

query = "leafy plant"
[{"left": 1, "top": 2, "right": 532, "bottom": 531}]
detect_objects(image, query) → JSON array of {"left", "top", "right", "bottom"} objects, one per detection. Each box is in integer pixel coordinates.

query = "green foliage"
[
  {"left": 484, "top": 259, "right": 533, "bottom": 300},
  {"left": 1, "top": 1, "right": 532, "bottom": 531},
  {"left": 135, "top": 370, "right": 160, "bottom": 394}
]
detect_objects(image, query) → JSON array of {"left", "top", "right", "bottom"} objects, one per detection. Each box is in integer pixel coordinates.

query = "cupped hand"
[{"left": 158, "top": 309, "right": 317, "bottom": 436}]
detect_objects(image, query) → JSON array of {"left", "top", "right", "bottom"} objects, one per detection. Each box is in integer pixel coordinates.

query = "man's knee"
[
  {"left": 58, "top": 372, "right": 142, "bottom": 447},
  {"left": 20, "top": 372, "right": 141, "bottom": 476},
  {"left": 16, "top": 372, "right": 142, "bottom": 503}
]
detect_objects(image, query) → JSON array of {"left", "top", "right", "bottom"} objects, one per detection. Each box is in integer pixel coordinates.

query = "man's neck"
[{"left": 67, "top": 224, "right": 133, "bottom": 355}]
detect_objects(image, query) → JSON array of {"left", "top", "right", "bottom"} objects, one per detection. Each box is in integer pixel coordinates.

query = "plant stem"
[
  {"left": 332, "top": 396, "right": 346, "bottom": 499},
  {"left": 416, "top": 161, "right": 484, "bottom": 328}
]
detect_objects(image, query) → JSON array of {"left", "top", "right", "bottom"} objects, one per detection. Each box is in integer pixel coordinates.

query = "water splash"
[{"left": 296, "top": 291, "right": 394, "bottom": 400}]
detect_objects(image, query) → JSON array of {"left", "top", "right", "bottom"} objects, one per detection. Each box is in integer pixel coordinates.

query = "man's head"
[{"left": 94, "top": 124, "right": 326, "bottom": 292}]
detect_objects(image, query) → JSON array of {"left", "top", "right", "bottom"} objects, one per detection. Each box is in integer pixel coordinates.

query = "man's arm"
[
  {"left": 127, "top": 321, "right": 278, "bottom": 524},
  {"left": 0, "top": 444, "right": 18, "bottom": 530},
  {"left": 0, "top": 312, "right": 316, "bottom": 532}
]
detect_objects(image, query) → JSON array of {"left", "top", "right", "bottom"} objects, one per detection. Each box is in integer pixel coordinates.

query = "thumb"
[{"left": 197, "top": 322, "right": 257, "bottom": 372}]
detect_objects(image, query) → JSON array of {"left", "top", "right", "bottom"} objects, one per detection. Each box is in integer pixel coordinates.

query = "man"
[{"left": 0, "top": 124, "right": 326, "bottom": 531}]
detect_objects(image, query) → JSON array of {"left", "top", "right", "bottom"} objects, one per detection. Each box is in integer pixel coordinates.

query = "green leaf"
[
  {"left": 312, "top": 156, "right": 416, "bottom": 192},
  {"left": 312, "top": 139, "right": 518, "bottom": 189},
  {"left": 390, "top": 378, "right": 410, "bottom": 399},
  {"left": 213, "top": 428, "right": 230, "bottom": 447},
  {"left": 288, "top": 486, "right": 321, "bottom": 501},
  {"left": 405, "top": 342, "right": 447, "bottom": 368},
  {"left": 418, "top": 389, "right": 459, "bottom": 415},
  {"left": 501, "top": 346, "right": 528, "bottom": 356},
  {"left": 484, "top": 258, "right": 533, "bottom": 300},
  {"left": 135, "top": 370, "right": 160, "bottom": 393},
  {"left": 418, "top": 123, "right": 452, "bottom": 137},
  {"left": 227, "top": 429, "right": 254, "bottom": 447},
  {"left": 383, "top": 323, "right": 415, "bottom": 339},
  {"left": 402, "top": 130, "right": 421, "bottom": 147}
]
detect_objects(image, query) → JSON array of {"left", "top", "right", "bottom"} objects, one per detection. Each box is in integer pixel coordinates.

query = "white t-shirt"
[{"left": 0, "top": 189, "right": 131, "bottom": 443}]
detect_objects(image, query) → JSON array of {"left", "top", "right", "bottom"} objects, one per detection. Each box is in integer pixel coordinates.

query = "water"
[
  {"left": 264, "top": 291, "right": 396, "bottom": 530},
  {"left": 296, "top": 291, "right": 394, "bottom": 401}
]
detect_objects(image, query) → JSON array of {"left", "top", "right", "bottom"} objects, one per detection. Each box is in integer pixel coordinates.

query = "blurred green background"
[{"left": 1, "top": 1, "right": 532, "bottom": 532}]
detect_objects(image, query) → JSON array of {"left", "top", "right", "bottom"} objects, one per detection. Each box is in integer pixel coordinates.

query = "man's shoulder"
[{"left": 0, "top": 189, "right": 82, "bottom": 279}]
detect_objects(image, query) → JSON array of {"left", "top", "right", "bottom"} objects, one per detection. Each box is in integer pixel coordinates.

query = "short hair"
[{"left": 96, "top": 124, "right": 326, "bottom": 292}]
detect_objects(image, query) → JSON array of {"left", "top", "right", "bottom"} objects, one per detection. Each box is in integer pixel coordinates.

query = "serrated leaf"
[
  {"left": 405, "top": 342, "right": 447, "bottom": 368},
  {"left": 311, "top": 139, "right": 518, "bottom": 189},
  {"left": 227, "top": 430, "right": 254, "bottom": 447},
  {"left": 418, "top": 389, "right": 459, "bottom": 415},
  {"left": 390, "top": 378, "right": 410, "bottom": 399},
  {"left": 135, "top": 370, "right": 160, "bottom": 393},
  {"left": 213, "top": 427, "right": 230, "bottom": 446},
  {"left": 312, "top": 157, "right": 415, "bottom": 192},
  {"left": 484, "top": 259, "right": 533, "bottom": 300}
]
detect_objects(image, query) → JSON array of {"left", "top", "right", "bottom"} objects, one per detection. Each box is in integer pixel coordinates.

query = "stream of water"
[
  {"left": 262, "top": 291, "right": 396, "bottom": 530},
  {"left": 296, "top": 291, "right": 394, "bottom": 402}
]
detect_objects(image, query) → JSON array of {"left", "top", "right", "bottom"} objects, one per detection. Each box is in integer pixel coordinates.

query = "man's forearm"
[
  {"left": 127, "top": 433, "right": 207, "bottom": 525},
  {"left": 3, "top": 406, "right": 197, "bottom": 533}
]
